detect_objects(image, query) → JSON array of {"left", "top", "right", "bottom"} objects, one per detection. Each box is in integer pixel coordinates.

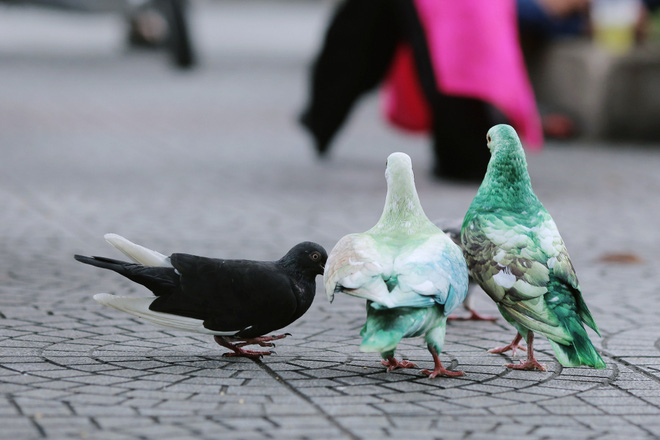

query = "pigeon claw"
[
  {"left": 424, "top": 346, "right": 465, "bottom": 378},
  {"left": 500, "top": 331, "right": 544, "bottom": 371},
  {"left": 381, "top": 358, "right": 418, "bottom": 372},
  {"left": 237, "top": 341, "right": 275, "bottom": 348},
  {"left": 222, "top": 349, "right": 273, "bottom": 359},
  {"left": 504, "top": 359, "right": 546, "bottom": 371},
  {"left": 214, "top": 335, "right": 280, "bottom": 359},
  {"left": 246, "top": 334, "right": 290, "bottom": 343},
  {"left": 421, "top": 368, "right": 465, "bottom": 379},
  {"left": 488, "top": 333, "right": 526, "bottom": 357}
]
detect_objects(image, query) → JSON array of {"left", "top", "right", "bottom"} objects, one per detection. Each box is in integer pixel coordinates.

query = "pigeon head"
[
  {"left": 280, "top": 242, "right": 328, "bottom": 277},
  {"left": 384, "top": 152, "right": 413, "bottom": 185},
  {"left": 486, "top": 124, "right": 529, "bottom": 173},
  {"left": 486, "top": 124, "right": 523, "bottom": 155},
  {"left": 478, "top": 124, "right": 537, "bottom": 208}
]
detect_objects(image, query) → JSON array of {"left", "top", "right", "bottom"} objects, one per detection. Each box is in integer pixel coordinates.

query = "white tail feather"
[
  {"left": 104, "top": 233, "right": 171, "bottom": 267},
  {"left": 93, "top": 293, "right": 236, "bottom": 336}
]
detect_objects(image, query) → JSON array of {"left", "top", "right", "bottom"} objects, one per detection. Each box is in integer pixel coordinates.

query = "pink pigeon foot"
[
  {"left": 222, "top": 349, "right": 272, "bottom": 359},
  {"left": 503, "top": 331, "right": 546, "bottom": 371},
  {"left": 234, "top": 333, "right": 291, "bottom": 348},
  {"left": 505, "top": 359, "right": 546, "bottom": 371},
  {"left": 214, "top": 334, "right": 291, "bottom": 358},
  {"left": 488, "top": 332, "right": 527, "bottom": 357},
  {"left": 381, "top": 357, "right": 418, "bottom": 372},
  {"left": 421, "top": 346, "right": 464, "bottom": 378}
]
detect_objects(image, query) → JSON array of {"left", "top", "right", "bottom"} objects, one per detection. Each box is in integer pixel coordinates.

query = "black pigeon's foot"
[
  {"left": 214, "top": 336, "right": 273, "bottom": 358},
  {"left": 449, "top": 309, "right": 498, "bottom": 322},
  {"left": 235, "top": 333, "right": 291, "bottom": 348},
  {"left": 222, "top": 349, "right": 272, "bottom": 359},
  {"left": 381, "top": 357, "right": 418, "bottom": 372},
  {"left": 214, "top": 334, "right": 292, "bottom": 358}
]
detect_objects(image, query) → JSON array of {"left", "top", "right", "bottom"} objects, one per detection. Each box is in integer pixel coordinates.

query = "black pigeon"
[{"left": 75, "top": 234, "right": 327, "bottom": 358}]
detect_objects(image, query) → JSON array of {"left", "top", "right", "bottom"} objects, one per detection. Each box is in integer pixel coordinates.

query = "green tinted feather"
[
  {"left": 360, "top": 303, "right": 447, "bottom": 358},
  {"left": 544, "top": 277, "right": 606, "bottom": 368}
]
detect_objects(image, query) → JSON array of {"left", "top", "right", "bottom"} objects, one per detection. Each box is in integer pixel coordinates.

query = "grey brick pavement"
[{"left": 1, "top": 1, "right": 660, "bottom": 438}]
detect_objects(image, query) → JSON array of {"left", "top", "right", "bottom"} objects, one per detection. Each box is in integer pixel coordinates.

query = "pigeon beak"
[{"left": 325, "top": 289, "right": 334, "bottom": 303}]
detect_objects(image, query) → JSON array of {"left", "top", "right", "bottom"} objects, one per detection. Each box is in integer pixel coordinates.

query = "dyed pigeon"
[
  {"left": 324, "top": 152, "right": 469, "bottom": 378},
  {"left": 461, "top": 124, "right": 605, "bottom": 371},
  {"left": 75, "top": 235, "right": 327, "bottom": 358},
  {"left": 437, "top": 220, "right": 497, "bottom": 322}
]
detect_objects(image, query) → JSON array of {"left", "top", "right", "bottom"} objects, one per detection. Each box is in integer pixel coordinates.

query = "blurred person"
[
  {"left": 300, "top": 0, "right": 543, "bottom": 182},
  {"left": 517, "top": 0, "right": 592, "bottom": 139},
  {"left": 126, "top": 0, "right": 195, "bottom": 68},
  {"left": 517, "top": 0, "right": 660, "bottom": 138}
]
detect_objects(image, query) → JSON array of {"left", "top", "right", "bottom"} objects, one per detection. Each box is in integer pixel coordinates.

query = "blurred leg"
[{"left": 300, "top": 0, "right": 401, "bottom": 155}]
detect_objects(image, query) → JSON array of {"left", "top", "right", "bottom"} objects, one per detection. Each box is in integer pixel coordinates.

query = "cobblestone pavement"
[{"left": 2, "top": 1, "right": 660, "bottom": 439}]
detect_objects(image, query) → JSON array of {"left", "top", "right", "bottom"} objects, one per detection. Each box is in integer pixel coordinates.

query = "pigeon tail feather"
[
  {"left": 93, "top": 294, "right": 236, "bottom": 336},
  {"left": 74, "top": 255, "right": 129, "bottom": 273},
  {"left": 545, "top": 280, "right": 606, "bottom": 369},
  {"left": 75, "top": 255, "right": 178, "bottom": 297},
  {"left": 104, "top": 233, "right": 170, "bottom": 267},
  {"left": 573, "top": 291, "right": 601, "bottom": 336},
  {"left": 548, "top": 329, "right": 606, "bottom": 369},
  {"left": 359, "top": 329, "right": 403, "bottom": 355}
]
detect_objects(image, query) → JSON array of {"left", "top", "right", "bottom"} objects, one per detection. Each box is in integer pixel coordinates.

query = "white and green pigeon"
[
  {"left": 324, "top": 152, "right": 469, "bottom": 378},
  {"left": 461, "top": 124, "right": 606, "bottom": 371}
]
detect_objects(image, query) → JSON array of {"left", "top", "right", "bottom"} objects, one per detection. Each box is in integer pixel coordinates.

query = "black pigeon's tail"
[{"left": 74, "top": 255, "right": 179, "bottom": 297}]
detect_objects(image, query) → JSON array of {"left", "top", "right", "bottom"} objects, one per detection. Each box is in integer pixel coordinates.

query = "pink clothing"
[{"left": 383, "top": 0, "right": 543, "bottom": 149}]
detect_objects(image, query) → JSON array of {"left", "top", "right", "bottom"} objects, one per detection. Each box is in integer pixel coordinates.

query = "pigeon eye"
[
  {"left": 310, "top": 252, "right": 321, "bottom": 261},
  {"left": 487, "top": 134, "right": 492, "bottom": 142}
]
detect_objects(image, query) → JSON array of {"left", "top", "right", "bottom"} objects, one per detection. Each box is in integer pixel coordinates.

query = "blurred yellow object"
[
  {"left": 591, "top": 0, "right": 641, "bottom": 54},
  {"left": 593, "top": 25, "right": 636, "bottom": 53}
]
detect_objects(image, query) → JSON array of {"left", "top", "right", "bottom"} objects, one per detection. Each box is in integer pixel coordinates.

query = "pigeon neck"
[
  {"left": 475, "top": 149, "right": 539, "bottom": 209},
  {"left": 371, "top": 174, "right": 435, "bottom": 235},
  {"left": 278, "top": 259, "right": 305, "bottom": 280},
  {"left": 276, "top": 259, "right": 317, "bottom": 317}
]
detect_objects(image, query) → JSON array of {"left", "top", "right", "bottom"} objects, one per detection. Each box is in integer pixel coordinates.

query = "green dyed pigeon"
[
  {"left": 461, "top": 124, "right": 606, "bottom": 371},
  {"left": 437, "top": 220, "right": 498, "bottom": 322},
  {"left": 324, "top": 152, "right": 469, "bottom": 378}
]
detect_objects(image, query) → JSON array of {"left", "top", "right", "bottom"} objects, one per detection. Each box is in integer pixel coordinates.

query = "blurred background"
[{"left": 0, "top": 0, "right": 659, "bottom": 257}]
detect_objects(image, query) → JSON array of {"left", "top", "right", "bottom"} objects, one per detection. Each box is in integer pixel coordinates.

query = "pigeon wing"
[
  {"left": 325, "top": 232, "right": 468, "bottom": 311},
  {"left": 393, "top": 233, "right": 469, "bottom": 314},
  {"left": 150, "top": 254, "right": 299, "bottom": 337},
  {"left": 324, "top": 233, "right": 394, "bottom": 305},
  {"left": 463, "top": 212, "right": 572, "bottom": 341},
  {"left": 93, "top": 293, "right": 237, "bottom": 336}
]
